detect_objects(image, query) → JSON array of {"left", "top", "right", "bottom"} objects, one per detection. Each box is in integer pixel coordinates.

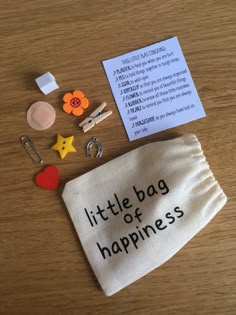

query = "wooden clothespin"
[{"left": 79, "top": 102, "right": 112, "bottom": 133}]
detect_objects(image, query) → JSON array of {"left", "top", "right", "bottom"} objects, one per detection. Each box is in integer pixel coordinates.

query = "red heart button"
[{"left": 35, "top": 165, "right": 60, "bottom": 190}]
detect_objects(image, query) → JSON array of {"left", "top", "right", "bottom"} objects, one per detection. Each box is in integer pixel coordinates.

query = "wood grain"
[{"left": 0, "top": 0, "right": 235, "bottom": 314}]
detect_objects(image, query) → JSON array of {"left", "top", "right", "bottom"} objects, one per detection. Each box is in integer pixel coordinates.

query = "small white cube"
[{"left": 35, "top": 72, "right": 59, "bottom": 95}]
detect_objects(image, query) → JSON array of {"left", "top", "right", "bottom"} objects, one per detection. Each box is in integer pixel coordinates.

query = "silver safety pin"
[
  {"left": 86, "top": 137, "right": 103, "bottom": 158},
  {"left": 20, "top": 135, "right": 43, "bottom": 164}
]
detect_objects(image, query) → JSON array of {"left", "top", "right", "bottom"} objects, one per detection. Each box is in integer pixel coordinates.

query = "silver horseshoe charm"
[{"left": 86, "top": 137, "right": 103, "bottom": 158}]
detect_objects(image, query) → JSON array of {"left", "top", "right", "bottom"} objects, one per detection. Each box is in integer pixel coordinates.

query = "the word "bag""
[{"left": 62, "top": 134, "right": 227, "bottom": 296}]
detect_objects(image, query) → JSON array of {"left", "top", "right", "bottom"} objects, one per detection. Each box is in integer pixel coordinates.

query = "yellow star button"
[{"left": 51, "top": 134, "right": 76, "bottom": 159}]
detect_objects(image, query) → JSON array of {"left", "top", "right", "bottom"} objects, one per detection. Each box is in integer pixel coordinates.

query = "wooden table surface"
[{"left": 0, "top": 1, "right": 235, "bottom": 314}]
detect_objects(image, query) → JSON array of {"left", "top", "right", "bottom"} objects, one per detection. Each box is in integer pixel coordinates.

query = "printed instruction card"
[{"left": 103, "top": 37, "right": 206, "bottom": 141}]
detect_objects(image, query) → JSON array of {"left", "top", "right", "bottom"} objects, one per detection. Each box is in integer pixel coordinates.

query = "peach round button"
[{"left": 27, "top": 101, "right": 56, "bottom": 130}]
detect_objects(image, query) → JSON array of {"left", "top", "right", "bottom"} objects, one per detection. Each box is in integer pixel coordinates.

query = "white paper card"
[{"left": 102, "top": 37, "right": 206, "bottom": 141}]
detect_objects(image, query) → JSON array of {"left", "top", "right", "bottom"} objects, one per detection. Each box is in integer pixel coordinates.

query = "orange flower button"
[{"left": 63, "top": 90, "right": 89, "bottom": 116}]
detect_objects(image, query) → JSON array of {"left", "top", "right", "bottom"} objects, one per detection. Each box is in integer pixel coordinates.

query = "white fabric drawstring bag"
[{"left": 62, "top": 134, "right": 227, "bottom": 296}]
